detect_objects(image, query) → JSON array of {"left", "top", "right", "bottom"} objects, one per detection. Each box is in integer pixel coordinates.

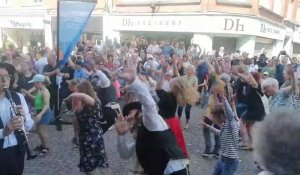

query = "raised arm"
[
  {"left": 236, "top": 72, "right": 258, "bottom": 89},
  {"left": 204, "top": 54, "right": 215, "bottom": 75},
  {"left": 95, "top": 70, "right": 110, "bottom": 88},
  {"left": 156, "top": 62, "right": 168, "bottom": 90},
  {"left": 66, "top": 93, "right": 95, "bottom": 106},
  {"left": 222, "top": 96, "right": 237, "bottom": 122},
  {"left": 129, "top": 78, "right": 168, "bottom": 131},
  {"left": 282, "top": 65, "right": 298, "bottom": 95}
]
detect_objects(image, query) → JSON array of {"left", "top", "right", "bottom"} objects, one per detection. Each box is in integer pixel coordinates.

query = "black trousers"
[
  {"left": 47, "top": 85, "right": 58, "bottom": 118},
  {"left": 0, "top": 145, "right": 25, "bottom": 175}
]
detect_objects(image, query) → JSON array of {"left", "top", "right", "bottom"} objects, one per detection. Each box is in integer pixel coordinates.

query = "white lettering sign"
[
  {"left": 110, "top": 15, "right": 285, "bottom": 40},
  {"left": 0, "top": 17, "right": 44, "bottom": 29}
]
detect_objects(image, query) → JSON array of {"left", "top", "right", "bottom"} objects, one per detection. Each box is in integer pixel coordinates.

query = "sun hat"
[{"left": 28, "top": 74, "right": 45, "bottom": 83}]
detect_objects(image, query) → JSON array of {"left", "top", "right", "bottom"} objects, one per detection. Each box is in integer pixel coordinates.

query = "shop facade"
[
  {"left": 0, "top": 15, "right": 52, "bottom": 52},
  {"left": 104, "top": 13, "right": 287, "bottom": 57}
]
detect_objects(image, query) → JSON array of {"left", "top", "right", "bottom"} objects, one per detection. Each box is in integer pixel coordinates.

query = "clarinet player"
[{"left": 0, "top": 63, "right": 34, "bottom": 175}]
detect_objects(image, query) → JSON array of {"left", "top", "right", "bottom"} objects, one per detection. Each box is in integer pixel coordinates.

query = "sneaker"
[
  {"left": 72, "top": 137, "right": 79, "bottom": 146},
  {"left": 33, "top": 145, "right": 43, "bottom": 152},
  {"left": 184, "top": 124, "right": 189, "bottom": 130},
  {"left": 39, "top": 148, "right": 49, "bottom": 156},
  {"left": 201, "top": 150, "right": 212, "bottom": 157}
]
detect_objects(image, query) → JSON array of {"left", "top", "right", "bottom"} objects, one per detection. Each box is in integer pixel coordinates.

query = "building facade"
[
  {"left": 0, "top": 0, "right": 106, "bottom": 52},
  {"left": 105, "top": 0, "right": 300, "bottom": 57}
]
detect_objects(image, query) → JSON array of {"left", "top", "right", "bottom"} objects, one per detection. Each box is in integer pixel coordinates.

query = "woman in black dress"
[
  {"left": 233, "top": 69, "right": 266, "bottom": 150},
  {"left": 65, "top": 80, "right": 110, "bottom": 175}
]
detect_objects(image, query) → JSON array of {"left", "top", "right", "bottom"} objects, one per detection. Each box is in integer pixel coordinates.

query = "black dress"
[
  {"left": 242, "top": 85, "right": 265, "bottom": 122},
  {"left": 76, "top": 100, "right": 108, "bottom": 172}
]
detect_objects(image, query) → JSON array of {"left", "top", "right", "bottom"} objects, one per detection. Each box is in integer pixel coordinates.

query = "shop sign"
[
  {"left": 122, "top": 18, "right": 182, "bottom": 27},
  {"left": 9, "top": 21, "right": 32, "bottom": 28},
  {"left": 260, "top": 23, "right": 281, "bottom": 35},
  {"left": 223, "top": 18, "right": 245, "bottom": 32},
  {"left": 0, "top": 16, "right": 44, "bottom": 29},
  {"left": 110, "top": 15, "right": 285, "bottom": 40}
]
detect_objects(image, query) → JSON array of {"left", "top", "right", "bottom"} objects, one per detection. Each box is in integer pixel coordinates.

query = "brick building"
[{"left": 105, "top": 0, "right": 300, "bottom": 57}]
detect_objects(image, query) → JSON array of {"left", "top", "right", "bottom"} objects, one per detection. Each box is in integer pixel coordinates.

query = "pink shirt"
[{"left": 113, "top": 80, "right": 121, "bottom": 99}]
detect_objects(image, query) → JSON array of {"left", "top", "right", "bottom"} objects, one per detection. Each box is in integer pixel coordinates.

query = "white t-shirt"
[
  {"left": 249, "top": 64, "right": 258, "bottom": 72},
  {"left": 35, "top": 57, "right": 48, "bottom": 74}
]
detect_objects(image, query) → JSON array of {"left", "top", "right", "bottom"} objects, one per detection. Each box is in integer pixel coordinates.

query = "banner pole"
[{"left": 56, "top": 0, "right": 62, "bottom": 131}]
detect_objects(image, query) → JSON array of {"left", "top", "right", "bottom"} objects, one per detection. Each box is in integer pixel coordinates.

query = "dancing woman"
[
  {"left": 118, "top": 68, "right": 190, "bottom": 175},
  {"left": 65, "top": 81, "right": 109, "bottom": 175}
]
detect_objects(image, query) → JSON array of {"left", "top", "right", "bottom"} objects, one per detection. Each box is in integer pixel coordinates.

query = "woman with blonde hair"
[
  {"left": 156, "top": 60, "right": 199, "bottom": 159},
  {"left": 23, "top": 74, "right": 53, "bottom": 156},
  {"left": 201, "top": 54, "right": 225, "bottom": 158},
  {"left": 65, "top": 80, "right": 110, "bottom": 175},
  {"left": 176, "top": 64, "right": 199, "bottom": 129}
]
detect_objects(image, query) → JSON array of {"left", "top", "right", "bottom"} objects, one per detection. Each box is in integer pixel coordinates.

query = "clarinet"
[{"left": 4, "top": 88, "right": 37, "bottom": 160}]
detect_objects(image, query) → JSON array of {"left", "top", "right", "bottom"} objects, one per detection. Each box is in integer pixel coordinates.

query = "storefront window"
[{"left": 117, "top": 0, "right": 200, "bottom": 5}]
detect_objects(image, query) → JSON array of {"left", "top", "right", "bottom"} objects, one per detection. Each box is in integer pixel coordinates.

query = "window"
[
  {"left": 259, "top": 0, "right": 272, "bottom": 10},
  {"left": 117, "top": 0, "right": 200, "bottom": 5},
  {"left": 286, "top": 0, "right": 295, "bottom": 19},
  {"left": 273, "top": 0, "right": 283, "bottom": 15},
  {"left": 0, "top": 0, "right": 10, "bottom": 7}
]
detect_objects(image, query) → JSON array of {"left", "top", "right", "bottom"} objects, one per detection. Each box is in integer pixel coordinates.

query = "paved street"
[{"left": 24, "top": 106, "right": 258, "bottom": 175}]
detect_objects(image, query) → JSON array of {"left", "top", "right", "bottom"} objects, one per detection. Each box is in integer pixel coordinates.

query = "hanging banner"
[{"left": 58, "top": 0, "right": 96, "bottom": 65}]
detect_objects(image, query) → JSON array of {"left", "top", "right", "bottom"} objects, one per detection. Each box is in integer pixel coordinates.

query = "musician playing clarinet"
[{"left": 0, "top": 63, "right": 34, "bottom": 175}]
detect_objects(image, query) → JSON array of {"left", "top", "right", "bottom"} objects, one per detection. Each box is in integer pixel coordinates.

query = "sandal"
[
  {"left": 39, "top": 147, "right": 49, "bottom": 156},
  {"left": 33, "top": 145, "right": 43, "bottom": 152}
]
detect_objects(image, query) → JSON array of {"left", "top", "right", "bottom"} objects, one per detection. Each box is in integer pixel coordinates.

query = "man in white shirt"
[
  {"left": 0, "top": 63, "right": 34, "bottom": 175},
  {"left": 34, "top": 48, "right": 49, "bottom": 74}
]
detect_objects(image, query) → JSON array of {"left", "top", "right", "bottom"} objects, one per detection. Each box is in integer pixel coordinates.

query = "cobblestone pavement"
[{"left": 24, "top": 106, "right": 259, "bottom": 175}]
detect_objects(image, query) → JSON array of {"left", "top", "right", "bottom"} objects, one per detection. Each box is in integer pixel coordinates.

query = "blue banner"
[{"left": 58, "top": 0, "right": 96, "bottom": 66}]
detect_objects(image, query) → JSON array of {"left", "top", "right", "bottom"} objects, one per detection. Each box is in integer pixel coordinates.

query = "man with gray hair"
[{"left": 254, "top": 109, "right": 300, "bottom": 175}]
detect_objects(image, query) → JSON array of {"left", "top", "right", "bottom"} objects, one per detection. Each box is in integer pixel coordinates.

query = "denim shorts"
[{"left": 37, "top": 108, "right": 54, "bottom": 125}]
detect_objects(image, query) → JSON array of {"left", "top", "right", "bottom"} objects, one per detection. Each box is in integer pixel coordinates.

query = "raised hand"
[
  {"left": 286, "top": 64, "right": 295, "bottom": 79},
  {"left": 117, "top": 67, "right": 136, "bottom": 84},
  {"left": 115, "top": 114, "right": 130, "bottom": 136}
]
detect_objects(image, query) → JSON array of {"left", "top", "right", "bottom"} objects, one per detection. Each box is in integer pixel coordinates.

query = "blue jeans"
[{"left": 213, "top": 157, "right": 239, "bottom": 175}]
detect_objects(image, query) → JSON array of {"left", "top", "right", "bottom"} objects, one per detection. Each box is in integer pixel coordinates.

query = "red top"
[{"left": 164, "top": 117, "right": 189, "bottom": 158}]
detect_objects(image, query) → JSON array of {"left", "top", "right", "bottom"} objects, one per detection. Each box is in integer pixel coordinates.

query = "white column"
[
  {"left": 0, "top": 28, "right": 3, "bottom": 49},
  {"left": 273, "top": 40, "right": 284, "bottom": 57},
  {"left": 44, "top": 15, "right": 53, "bottom": 49},
  {"left": 283, "top": 37, "right": 293, "bottom": 56},
  {"left": 236, "top": 36, "right": 256, "bottom": 57},
  {"left": 192, "top": 34, "right": 213, "bottom": 52}
]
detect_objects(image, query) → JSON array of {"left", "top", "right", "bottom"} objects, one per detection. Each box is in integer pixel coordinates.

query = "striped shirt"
[{"left": 220, "top": 99, "right": 240, "bottom": 159}]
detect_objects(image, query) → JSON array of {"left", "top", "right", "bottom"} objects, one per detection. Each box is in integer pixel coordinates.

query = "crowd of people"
[{"left": 0, "top": 37, "right": 299, "bottom": 175}]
